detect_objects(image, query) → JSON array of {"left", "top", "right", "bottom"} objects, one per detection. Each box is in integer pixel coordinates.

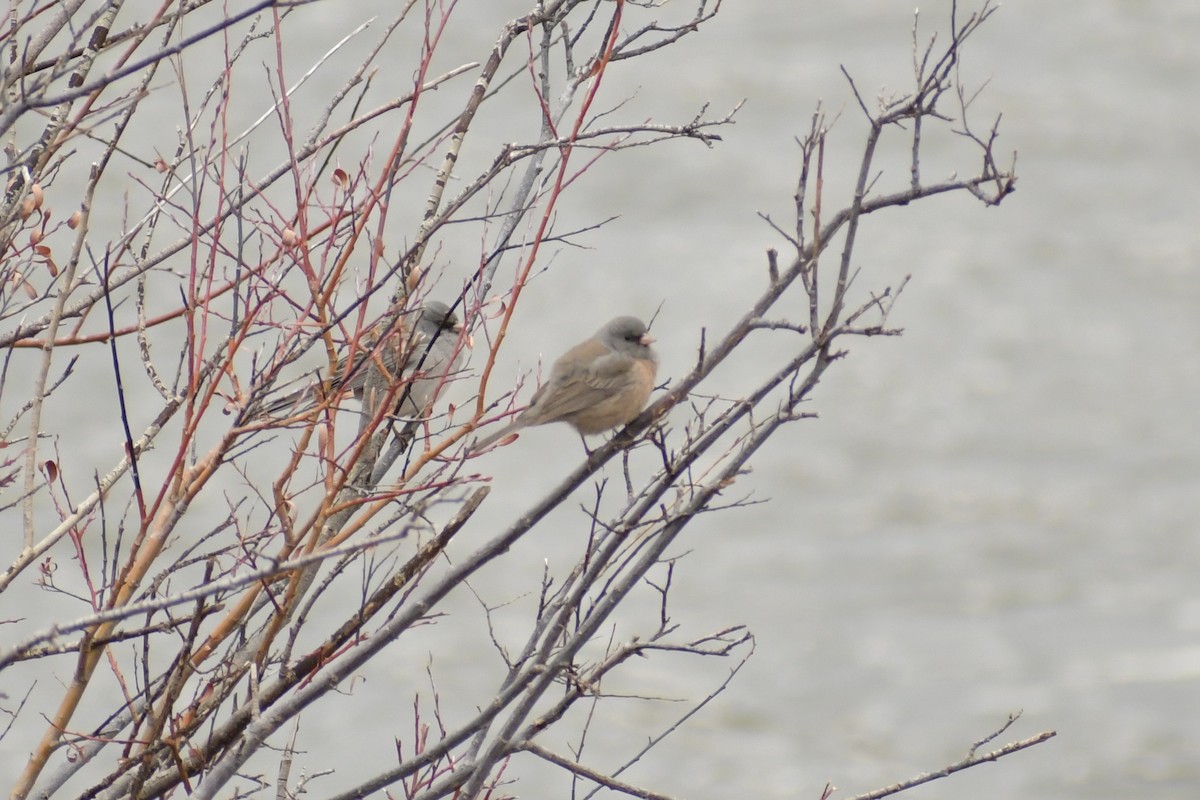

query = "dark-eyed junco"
[
  {"left": 260, "top": 301, "right": 467, "bottom": 421},
  {"left": 474, "top": 315, "right": 657, "bottom": 450}
]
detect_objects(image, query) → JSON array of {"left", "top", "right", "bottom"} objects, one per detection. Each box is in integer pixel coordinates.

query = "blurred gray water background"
[{"left": 5, "top": 1, "right": 1198, "bottom": 797}]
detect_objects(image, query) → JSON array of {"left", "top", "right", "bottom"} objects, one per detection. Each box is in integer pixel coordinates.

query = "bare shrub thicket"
[{"left": 0, "top": 1, "right": 1049, "bottom": 798}]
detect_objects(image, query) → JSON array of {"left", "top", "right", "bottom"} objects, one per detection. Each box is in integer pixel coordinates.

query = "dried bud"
[
  {"left": 68, "top": 210, "right": 82, "bottom": 229},
  {"left": 34, "top": 244, "right": 57, "bottom": 277},
  {"left": 281, "top": 228, "right": 300, "bottom": 248}
]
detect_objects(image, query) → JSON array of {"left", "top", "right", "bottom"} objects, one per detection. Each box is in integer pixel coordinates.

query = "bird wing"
[
  {"left": 259, "top": 312, "right": 414, "bottom": 418},
  {"left": 525, "top": 349, "right": 637, "bottom": 425}
]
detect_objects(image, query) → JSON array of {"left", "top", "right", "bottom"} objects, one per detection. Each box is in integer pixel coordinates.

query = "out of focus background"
[
  {"left": 7, "top": 2, "right": 1197, "bottom": 797},
  {"left": 453, "top": 4, "right": 1200, "bottom": 796}
]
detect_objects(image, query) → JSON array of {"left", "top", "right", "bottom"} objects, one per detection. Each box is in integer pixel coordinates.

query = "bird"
[
  {"left": 473, "top": 315, "right": 657, "bottom": 450},
  {"left": 259, "top": 301, "right": 466, "bottom": 421}
]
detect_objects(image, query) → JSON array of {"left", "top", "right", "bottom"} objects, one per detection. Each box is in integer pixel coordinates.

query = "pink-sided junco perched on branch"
[
  {"left": 260, "top": 301, "right": 466, "bottom": 421},
  {"left": 474, "top": 315, "right": 657, "bottom": 450}
]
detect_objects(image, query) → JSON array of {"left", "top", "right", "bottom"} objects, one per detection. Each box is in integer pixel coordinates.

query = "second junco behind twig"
[
  {"left": 260, "top": 301, "right": 466, "bottom": 421},
  {"left": 474, "top": 315, "right": 657, "bottom": 450}
]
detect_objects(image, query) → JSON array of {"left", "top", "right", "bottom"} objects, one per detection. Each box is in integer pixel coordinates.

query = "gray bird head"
[
  {"left": 419, "top": 301, "right": 462, "bottom": 335},
  {"left": 600, "top": 316, "right": 655, "bottom": 360}
]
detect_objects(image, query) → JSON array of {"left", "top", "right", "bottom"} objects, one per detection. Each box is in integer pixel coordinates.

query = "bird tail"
[
  {"left": 255, "top": 386, "right": 315, "bottom": 419},
  {"left": 471, "top": 420, "right": 522, "bottom": 452}
]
